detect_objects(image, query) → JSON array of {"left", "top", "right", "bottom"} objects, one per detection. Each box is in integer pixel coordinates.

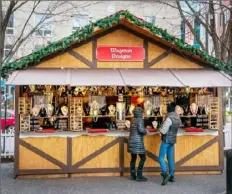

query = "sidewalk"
[{"left": 0, "top": 163, "right": 226, "bottom": 194}]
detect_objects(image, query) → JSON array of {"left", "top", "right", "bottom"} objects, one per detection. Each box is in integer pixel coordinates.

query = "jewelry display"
[
  {"left": 84, "top": 103, "right": 90, "bottom": 116},
  {"left": 100, "top": 104, "right": 107, "bottom": 115},
  {"left": 58, "top": 119, "right": 68, "bottom": 131},
  {"left": 183, "top": 104, "right": 189, "bottom": 115},
  {"left": 116, "top": 103, "right": 126, "bottom": 130},
  {"left": 61, "top": 106, "right": 68, "bottom": 116},
  {"left": 29, "top": 85, "right": 36, "bottom": 92},
  {"left": 108, "top": 105, "right": 116, "bottom": 116},
  {"left": 175, "top": 105, "right": 183, "bottom": 115},
  {"left": 152, "top": 121, "right": 158, "bottom": 129},
  {"left": 204, "top": 105, "right": 210, "bottom": 115},
  {"left": 58, "top": 86, "right": 66, "bottom": 96},
  {"left": 153, "top": 106, "right": 160, "bottom": 116},
  {"left": 45, "top": 104, "right": 54, "bottom": 117},
  {"left": 18, "top": 97, "right": 32, "bottom": 115},
  {"left": 116, "top": 102, "right": 125, "bottom": 121},
  {"left": 209, "top": 97, "right": 219, "bottom": 130},
  {"left": 190, "top": 103, "right": 198, "bottom": 115},
  {"left": 70, "top": 97, "right": 83, "bottom": 131},
  {"left": 32, "top": 105, "right": 41, "bottom": 117},
  {"left": 144, "top": 99, "right": 152, "bottom": 116},
  {"left": 90, "top": 101, "right": 100, "bottom": 116},
  {"left": 20, "top": 115, "right": 30, "bottom": 132}
]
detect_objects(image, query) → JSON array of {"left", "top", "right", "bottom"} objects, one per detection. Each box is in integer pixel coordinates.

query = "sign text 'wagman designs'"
[{"left": 96, "top": 46, "right": 145, "bottom": 61}]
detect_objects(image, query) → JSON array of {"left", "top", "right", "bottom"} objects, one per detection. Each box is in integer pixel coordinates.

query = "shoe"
[
  {"left": 161, "top": 173, "right": 170, "bottom": 185},
  {"left": 168, "top": 176, "right": 175, "bottom": 182},
  {"left": 136, "top": 170, "right": 148, "bottom": 182},
  {"left": 130, "top": 170, "right": 136, "bottom": 181}
]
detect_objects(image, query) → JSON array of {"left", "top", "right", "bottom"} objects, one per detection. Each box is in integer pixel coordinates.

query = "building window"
[
  {"left": 72, "top": 14, "right": 89, "bottom": 32},
  {"left": 35, "top": 13, "right": 52, "bottom": 37},
  {"left": 4, "top": 44, "right": 12, "bottom": 59},
  {"left": 144, "top": 16, "right": 156, "bottom": 25},
  {"left": 180, "top": 21, "right": 185, "bottom": 41},
  {"left": 3, "top": 12, "right": 14, "bottom": 35},
  {"left": 34, "top": 44, "right": 44, "bottom": 51},
  {"left": 193, "top": 17, "right": 200, "bottom": 49}
]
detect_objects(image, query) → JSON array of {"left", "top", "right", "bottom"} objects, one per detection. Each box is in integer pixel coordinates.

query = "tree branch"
[
  {"left": 176, "top": 0, "right": 206, "bottom": 51},
  {"left": 2, "top": 1, "right": 17, "bottom": 32}
]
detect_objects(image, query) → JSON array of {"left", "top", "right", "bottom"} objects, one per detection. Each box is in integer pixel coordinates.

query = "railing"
[
  {"left": 1, "top": 130, "right": 14, "bottom": 158},
  {"left": 224, "top": 123, "right": 232, "bottom": 150}
]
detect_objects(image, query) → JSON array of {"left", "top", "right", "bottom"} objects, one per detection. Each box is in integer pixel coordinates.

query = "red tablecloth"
[
  {"left": 185, "top": 128, "right": 204, "bottom": 132},
  {"left": 88, "top": 129, "right": 108, "bottom": 133}
]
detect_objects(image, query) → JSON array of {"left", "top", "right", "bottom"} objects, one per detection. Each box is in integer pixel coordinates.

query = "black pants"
[{"left": 130, "top": 154, "right": 146, "bottom": 171}]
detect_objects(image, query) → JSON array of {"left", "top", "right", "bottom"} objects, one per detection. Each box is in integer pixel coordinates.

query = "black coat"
[{"left": 128, "top": 107, "right": 147, "bottom": 154}]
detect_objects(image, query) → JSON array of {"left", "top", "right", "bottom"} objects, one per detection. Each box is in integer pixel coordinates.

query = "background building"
[{"left": 3, "top": 1, "right": 181, "bottom": 61}]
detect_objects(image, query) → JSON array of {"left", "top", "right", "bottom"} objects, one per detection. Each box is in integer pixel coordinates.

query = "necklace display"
[
  {"left": 204, "top": 105, "right": 210, "bottom": 115},
  {"left": 45, "top": 104, "right": 54, "bottom": 117},
  {"left": 84, "top": 104, "right": 90, "bottom": 116},
  {"left": 183, "top": 104, "right": 189, "bottom": 115},
  {"left": 100, "top": 104, "right": 107, "bottom": 115},
  {"left": 90, "top": 101, "right": 99, "bottom": 116},
  {"left": 199, "top": 106, "right": 204, "bottom": 115},
  {"left": 175, "top": 105, "right": 183, "bottom": 115},
  {"left": 61, "top": 106, "right": 68, "bottom": 116},
  {"left": 190, "top": 103, "right": 198, "bottom": 115},
  {"left": 108, "top": 105, "right": 116, "bottom": 116},
  {"left": 144, "top": 100, "right": 152, "bottom": 116},
  {"left": 45, "top": 85, "right": 52, "bottom": 93},
  {"left": 58, "top": 86, "right": 65, "bottom": 96},
  {"left": 29, "top": 85, "right": 36, "bottom": 92},
  {"left": 152, "top": 121, "right": 158, "bottom": 129},
  {"left": 32, "top": 105, "right": 41, "bottom": 117}
]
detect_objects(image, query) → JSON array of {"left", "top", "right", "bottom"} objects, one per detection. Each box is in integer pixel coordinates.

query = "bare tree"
[{"left": 0, "top": 0, "right": 101, "bottom": 132}]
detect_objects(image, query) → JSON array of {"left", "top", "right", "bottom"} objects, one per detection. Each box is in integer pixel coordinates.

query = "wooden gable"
[{"left": 34, "top": 24, "right": 205, "bottom": 70}]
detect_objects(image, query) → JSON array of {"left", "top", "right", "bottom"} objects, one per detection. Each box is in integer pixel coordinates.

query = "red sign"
[{"left": 96, "top": 46, "right": 145, "bottom": 61}]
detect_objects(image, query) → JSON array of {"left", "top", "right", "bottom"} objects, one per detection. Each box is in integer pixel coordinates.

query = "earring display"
[
  {"left": 18, "top": 97, "right": 32, "bottom": 115},
  {"left": 20, "top": 115, "right": 30, "bottom": 132},
  {"left": 69, "top": 97, "right": 83, "bottom": 131},
  {"left": 209, "top": 97, "right": 219, "bottom": 130}
]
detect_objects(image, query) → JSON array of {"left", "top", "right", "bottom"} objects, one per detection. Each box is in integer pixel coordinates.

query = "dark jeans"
[{"left": 130, "top": 154, "right": 146, "bottom": 171}]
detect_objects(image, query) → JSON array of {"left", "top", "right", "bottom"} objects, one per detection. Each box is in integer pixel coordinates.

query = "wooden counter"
[{"left": 16, "top": 130, "right": 223, "bottom": 178}]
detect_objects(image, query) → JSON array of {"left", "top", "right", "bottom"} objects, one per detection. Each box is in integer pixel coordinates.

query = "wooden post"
[
  {"left": 14, "top": 86, "right": 20, "bottom": 178},
  {"left": 217, "top": 87, "right": 225, "bottom": 171}
]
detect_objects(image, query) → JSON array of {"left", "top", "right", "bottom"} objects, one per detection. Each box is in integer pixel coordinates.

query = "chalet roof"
[{"left": 1, "top": 10, "right": 231, "bottom": 79}]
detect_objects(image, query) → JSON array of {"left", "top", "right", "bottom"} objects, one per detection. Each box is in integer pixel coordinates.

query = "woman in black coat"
[{"left": 128, "top": 106, "right": 148, "bottom": 181}]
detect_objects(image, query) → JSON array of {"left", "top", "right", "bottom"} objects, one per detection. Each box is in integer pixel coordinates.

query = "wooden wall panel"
[
  {"left": 124, "top": 135, "right": 160, "bottom": 167},
  {"left": 175, "top": 136, "right": 219, "bottom": 166},
  {"left": 79, "top": 145, "right": 119, "bottom": 169},
  {"left": 22, "top": 137, "right": 67, "bottom": 164},
  {"left": 181, "top": 142, "right": 219, "bottom": 166},
  {"left": 97, "top": 29, "right": 144, "bottom": 68},
  {"left": 151, "top": 53, "right": 203, "bottom": 69},
  {"left": 35, "top": 52, "right": 90, "bottom": 68},
  {"left": 73, "top": 42, "right": 92, "bottom": 61},
  {"left": 148, "top": 42, "right": 166, "bottom": 62},
  {"left": 19, "top": 145, "right": 61, "bottom": 170},
  {"left": 72, "top": 136, "right": 118, "bottom": 166}
]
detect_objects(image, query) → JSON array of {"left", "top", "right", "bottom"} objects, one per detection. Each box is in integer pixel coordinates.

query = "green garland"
[{"left": 1, "top": 10, "right": 231, "bottom": 79}]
